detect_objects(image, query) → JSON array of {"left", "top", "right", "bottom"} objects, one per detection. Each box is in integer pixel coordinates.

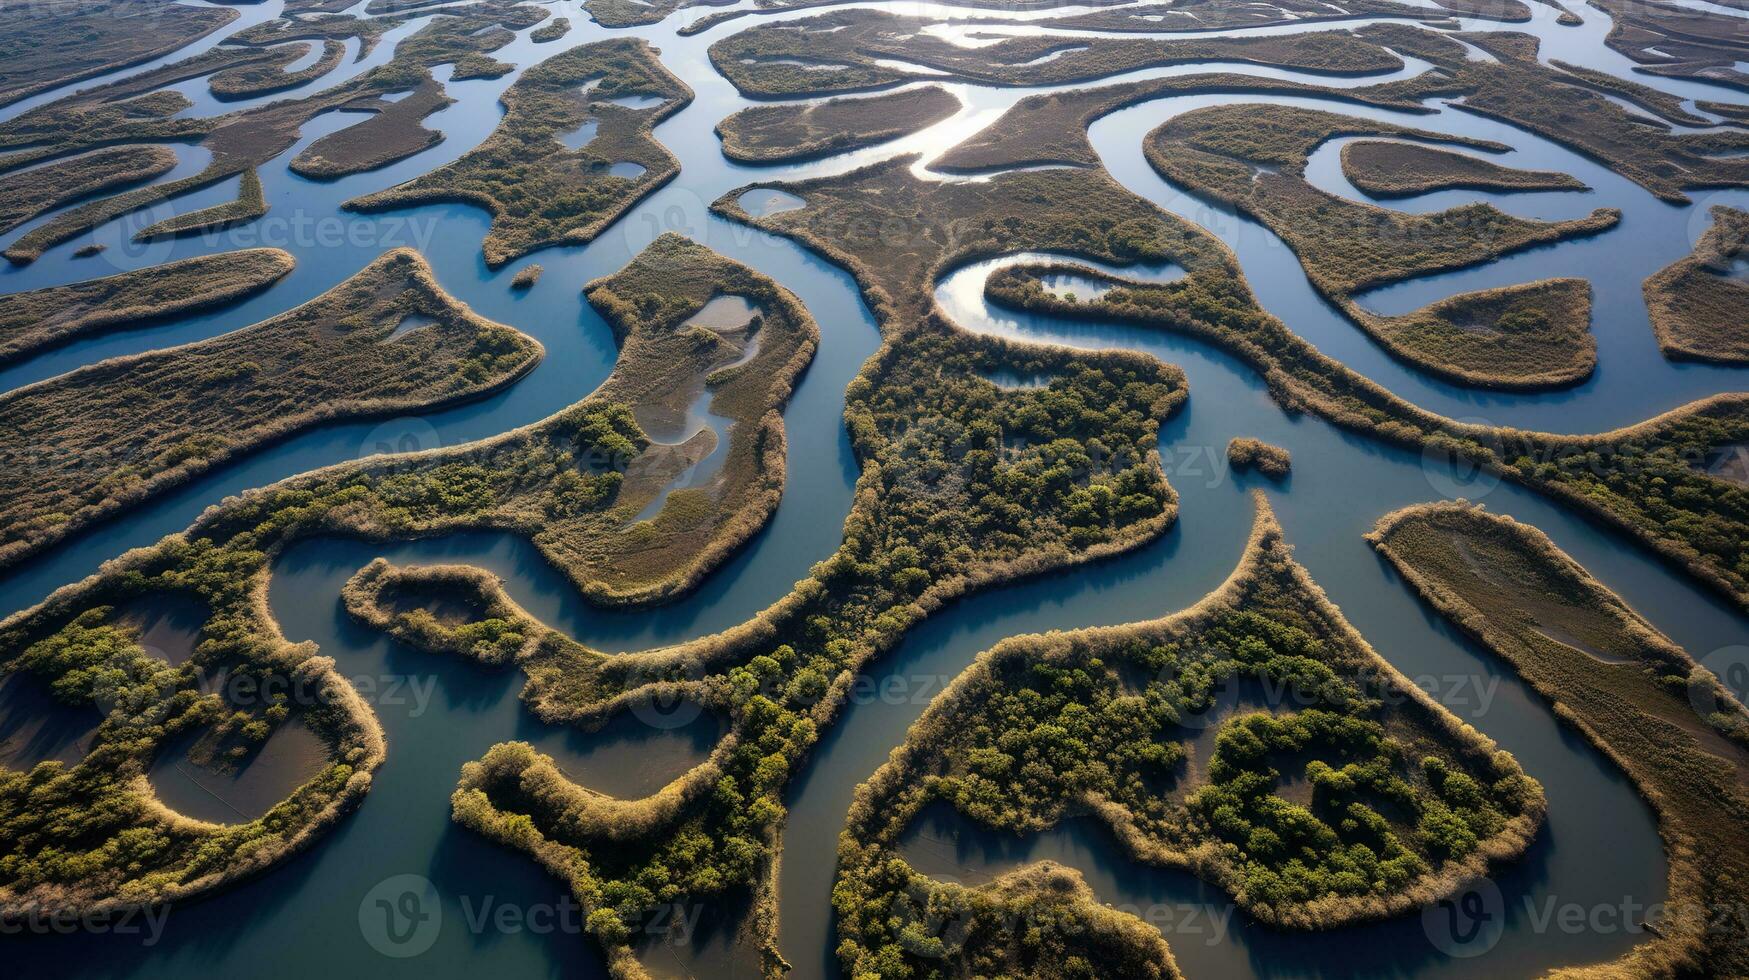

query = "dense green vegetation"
[
  {"left": 0, "top": 248, "right": 540, "bottom": 572},
  {"left": 1145, "top": 103, "right": 1612, "bottom": 388},
  {"left": 0, "top": 235, "right": 814, "bottom": 922},
  {"left": 348, "top": 38, "right": 692, "bottom": 267},
  {"left": 1371, "top": 502, "right": 1749, "bottom": 976},
  {"left": 1643, "top": 206, "right": 1749, "bottom": 364},
  {"left": 834, "top": 498, "right": 1541, "bottom": 977},
  {"left": 530, "top": 15, "right": 571, "bottom": 42},
  {"left": 315, "top": 168, "right": 1213, "bottom": 974},
  {"left": 716, "top": 85, "right": 961, "bottom": 164},
  {"left": 711, "top": 9, "right": 1406, "bottom": 98},
  {"left": 1340, "top": 140, "right": 1586, "bottom": 197},
  {"left": 0, "top": 248, "right": 294, "bottom": 367},
  {"left": 979, "top": 252, "right": 1749, "bottom": 609}
]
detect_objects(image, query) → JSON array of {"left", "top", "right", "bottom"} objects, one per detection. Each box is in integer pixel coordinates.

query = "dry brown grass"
[
  {"left": 0, "top": 0, "right": 238, "bottom": 108},
  {"left": 1371, "top": 502, "right": 1749, "bottom": 976},
  {"left": 1340, "top": 140, "right": 1586, "bottom": 197},
  {"left": 716, "top": 85, "right": 960, "bottom": 164},
  {"left": 347, "top": 38, "right": 693, "bottom": 267},
  {"left": 0, "top": 247, "right": 294, "bottom": 367},
  {"left": 1643, "top": 206, "right": 1749, "bottom": 364},
  {"left": 0, "top": 146, "right": 176, "bottom": 237},
  {"left": 290, "top": 78, "right": 455, "bottom": 180},
  {"left": 0, "top": 247, "right": 541, "bottom": 572}
]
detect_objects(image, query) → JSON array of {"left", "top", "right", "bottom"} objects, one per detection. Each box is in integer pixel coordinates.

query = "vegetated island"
[
  {"left": 1643, "top": 206, "right": 1749, "bottom": 364},
  {"left": 1589, "top": 0, "right": 1749, "bottom": 91},
  {"left": 531, "top": 15, "right": 571, "bottom": 42},
  {"left": 710, "top": 9, "right": 1407, "bottom": 98},
  {"left": 209, "top": 40, "right": 348, "bottom": 101},
  {"left": 289, "top": 78, "right": 456, "bottom": 180},
  {"left": 0, "top": 146, "right": 178, "bottom": 239},
  {"left": 0, "top": 234, "right": 814, "bottom": 924},
  {"left": 346, "top": 38, "right": 694, "bottom": 267},
  {"left": 716, "top": 85, "right": 961, "bottom": 164},
  {"left": 369, "top": 169, "right": 1212, "bottom": 974},
  {"left": 936, "top": 24, "right": 1749, "bottom": 205},
  {"left": 0, "top": 0, "right": 239, "bottom": 109},
  {"left": 1228, "top": 436, "right": 1292, "bottom": 478},
  {"left": 1339, "top": 139, "right": 1587, "bottom": 198},
  {"left": 1356, "top": 25, "right": 1749, "bottom": 204},
  {"left": 1145, "top": 102, "right": 1610, "bottom": 390},
  {"left": 836, "top": 495, "right": 1543, "bottom": 976},
  {"left": 977, "top": 249, "right": 1749, "bottom": 612},
  {"left": 1369, "top": 501, "right": 1749, "bottom": 976},
  {"left": 135, "top": 169, "right": 269, "bottom": 241},
  {"left": 0, "top": 0, "right": 547, "bottom": 264},
  {"left": 0, "top": 247, "right": 542, "bottom": 572},
  {"left": 0, "top": 247, "right": 295, "bottom": 367}
]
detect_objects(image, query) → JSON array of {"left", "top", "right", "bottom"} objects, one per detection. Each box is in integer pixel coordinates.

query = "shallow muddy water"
[{"left": 1, "top": 0, "right": 1746, "bottom": 976}]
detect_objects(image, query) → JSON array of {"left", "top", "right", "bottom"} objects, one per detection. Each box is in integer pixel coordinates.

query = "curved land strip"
[
  {"left": 0, "top": 146, "right": 177, "bottom": 238},
  {"left": 980, "top": 250, "right": 1749, "bottom": 607},
  {"left": 679, "top": 0, "right": 1139, "bottom": 35},
  {"left": 2, "top": 205, "right": 1186, "bottom": 976},
  {"left": 136, "top": 169, "right": 269, "bottom": 240},
  {"left": 933, "top": 70, "right": 1463, "bottom": 173},
  {"left": 531, "top": 15, "right": 571, "bottom": 42},
  {"left": 0, "top": 0, "right": 239, "bottom": 109},
  {"left": 1045, "top": 0, "right": 1533, "bottom": 32},
  {"left": 1145, "top": 103, "right": 1611, "bottom": 389},
  {"left": 1358, "top": 25, "right": 1749, "bottom": 204},
  {"left": 1340, "top": 140, "right": 1587, "bottom": 198},
  {"left": 347, "top": 38, "right": 694, "bottom": 267},
  {"left": 1589, "top": 0, "right": 1749, "bottom": 92},
  {"left": 1369, "top": 502, "right": 1749, "bottom": 976},
  {"left": 716, "top": 85, "right": 961, "bottom": 164},
  {"left": 0, "top": 1, "right": 545, "bottom": 264},
  {"left": 0, "top": 234, "right": 811, "bottom": 925},
  {"left": 0, "top": 248, "right": 295, "bottom": 368},
  {"left": 835, "top": 496, "right": 1542, "bottom": 975},
  {"left": 406, "top": 170, "right": 1215, "bottom": 974},
  {"left": 1643, "top": 206, "right": 1749, "bottom": 365},
  {"left": 710, "top": 10, "right": 1406, "bottom": 98},
  {"left": 0, "top": 247, "right": 542, "bottom": 573},
  {"left": 289, "top": 78, "right": 456, "bottom": 180},
  {"left": 209, "top": 40, "right": 348, "bottom": 101}
]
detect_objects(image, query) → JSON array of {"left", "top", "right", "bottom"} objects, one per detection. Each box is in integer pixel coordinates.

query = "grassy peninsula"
[
  {"left": 0, "top": 248, "right": 295, "bottom": 367},
  {"left": 1339, "top": 140, "right": 1587, "bottom": 198},
  {"left": 1144, "top": 103, "right": 1612, "bottom": 389},
  {"left": 0, "top": 248, "right": 541, "bottom": 572},
  {"left": 347, "top": 38, "right": 693, "bottom": 267},
  {"left": 835, "top": 496, "right": 1541, "bottom": 976},
  {"left": 716, "top": 86, "right": 961, "bottom": 164},
  {"left": 1643, "top": 206, "right": 1749, "bottom": 364},
  {"left": 1370, "top": 502, "right": 1749, "bottom": 976}
]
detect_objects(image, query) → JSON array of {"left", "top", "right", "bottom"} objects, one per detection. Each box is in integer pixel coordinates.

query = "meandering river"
[{"left": 2, "top": 0, "right": 1746, "bottom": 975}]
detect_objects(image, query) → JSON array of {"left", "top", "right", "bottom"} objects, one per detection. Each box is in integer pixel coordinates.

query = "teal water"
[{"left": 1, "top": 0, "right": 1746, "bottom": 976}]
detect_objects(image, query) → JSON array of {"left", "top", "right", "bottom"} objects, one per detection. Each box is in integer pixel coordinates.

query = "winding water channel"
[{"left": 2, "top": 0, "right": 1747, "bottom": 975}]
